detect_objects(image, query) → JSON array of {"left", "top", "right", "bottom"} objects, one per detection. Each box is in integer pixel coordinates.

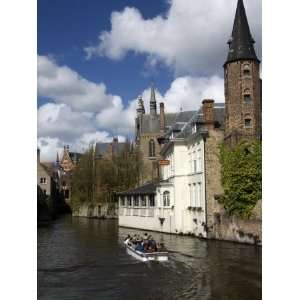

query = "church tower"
[{"left": 224, "top": 0, "right": 261, "bottom": 145}]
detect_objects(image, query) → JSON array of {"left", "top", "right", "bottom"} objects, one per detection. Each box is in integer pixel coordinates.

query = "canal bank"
[{"left": 38, "top": 215, "right": 261, "bottom": 300}]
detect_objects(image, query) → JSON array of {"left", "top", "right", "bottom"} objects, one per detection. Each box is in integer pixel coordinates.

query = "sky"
[{"left": 37, "top": 0, "right": 261, "bottom": 161}]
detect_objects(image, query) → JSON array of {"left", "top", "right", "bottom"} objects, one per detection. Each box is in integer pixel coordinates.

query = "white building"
[{"left": 118, "top": 108, "right": 216, "bottom": 237}]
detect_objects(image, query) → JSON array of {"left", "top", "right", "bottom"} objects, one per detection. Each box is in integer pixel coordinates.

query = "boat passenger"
[
  {"left": 124, "top": 235, "right": 131, "bottom": 245},
  {"left": 135, "top": 242, "right": 144, "bottom": 252}
]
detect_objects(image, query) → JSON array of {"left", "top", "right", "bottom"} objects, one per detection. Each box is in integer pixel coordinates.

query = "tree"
[{"left": 71, "top": 141, "right": 143, "bottom": 210}]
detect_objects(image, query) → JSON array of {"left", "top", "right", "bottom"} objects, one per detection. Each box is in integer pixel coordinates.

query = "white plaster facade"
[{"left": 118, "top": 132, "right": 207, "bottom": 237}]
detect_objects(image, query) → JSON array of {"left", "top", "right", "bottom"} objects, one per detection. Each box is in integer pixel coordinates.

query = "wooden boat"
[{"left": 124, "top": 242, "right": 168, "bottom": 262}]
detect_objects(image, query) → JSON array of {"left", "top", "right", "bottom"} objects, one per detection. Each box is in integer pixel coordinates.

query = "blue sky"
[
  {"left": 38, "top": 0, "right": 172, "bottom": 106},
  {"left": 37, "top": 0, "right": 261, "bottom": 160}
]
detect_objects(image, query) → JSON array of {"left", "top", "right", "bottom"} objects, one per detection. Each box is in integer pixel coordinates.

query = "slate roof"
[
  {"left": 162, "top": 103, "right": 225, "bottom": 140},
  {"left": 117, "top": 182, "right": 157, "bottom": 196},
  {"left": 225, "top": 0, "right": 259, "bottom": 65},
  {"left": 139, "top": 111, "right": 196, "bottom": 134}
]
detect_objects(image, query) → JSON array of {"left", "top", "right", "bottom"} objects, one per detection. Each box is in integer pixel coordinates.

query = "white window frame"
[{"left": 163, "top": 191, "right": 170, "bottom": 207}]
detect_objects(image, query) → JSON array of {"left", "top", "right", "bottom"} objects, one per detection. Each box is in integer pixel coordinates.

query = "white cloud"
[
  {"left": 38, "top": 103, "right": 96, "bottom": 140},
  {"left": 38, "top": 55, "right": 116, "bottom": 112},
  {"left": 85, "top": 0, "right": 261, "bottom": 76},
  {"left": 140, "top": 75, "right": 224, "bottom": 113},
  {"left": 37, "top": 58, "right": 224, "bottom": 160},
  {"left": 37, "top": 132, "right": 126, "bottom": 161}
]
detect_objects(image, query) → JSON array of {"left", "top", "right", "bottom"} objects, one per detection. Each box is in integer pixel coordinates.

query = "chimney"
[
  {"left": 202, "top": 99, "right": 215, "bottom": 130},
  {"left": 160, "top": 102, "right": 165, "bottom": 133},
  {"left": 37, "top": 148, "right": 40, "bottom": 163}
]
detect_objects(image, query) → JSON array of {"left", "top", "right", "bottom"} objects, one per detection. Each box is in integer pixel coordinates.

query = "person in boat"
[
  {"left": 143, "top": 233, "right": 148, "bottom": 240},
  {"left": 124, "top": 234, "right": 131, "bottom": 244},
  {"left": 148, "top": 237, "right": 157, "bottom": 252},
  {"left": 135, "top": 242, "right": 144, "bottom": 252}
]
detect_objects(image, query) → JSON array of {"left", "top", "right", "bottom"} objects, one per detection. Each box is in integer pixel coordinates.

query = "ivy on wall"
[{"left": 219, "top": 140, "right": 262, "bottom": 218}]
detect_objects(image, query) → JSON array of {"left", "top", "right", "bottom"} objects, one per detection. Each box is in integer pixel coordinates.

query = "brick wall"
[{"left": 224, "top": 60, "right": 261, "bottom": 144}]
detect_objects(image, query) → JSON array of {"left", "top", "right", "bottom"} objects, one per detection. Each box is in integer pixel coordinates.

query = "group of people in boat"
[{"left": 124, "top": 233, "right": 164, "bottom": 253}]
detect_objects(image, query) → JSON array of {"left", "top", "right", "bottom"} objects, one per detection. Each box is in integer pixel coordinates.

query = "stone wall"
[
  {"left": 210, "top": 200, "right": 262, "bottom": 245},
  {"left": 204, "top": 128, "right": 262, "bottom": 245},
  {"left": 72, "top": 202, "right": 118, "bottom": 219}
]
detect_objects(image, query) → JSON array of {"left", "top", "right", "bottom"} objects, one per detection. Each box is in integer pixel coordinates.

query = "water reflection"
[{"left": 38, "top": 216, "right": 261, "bottom": 300}]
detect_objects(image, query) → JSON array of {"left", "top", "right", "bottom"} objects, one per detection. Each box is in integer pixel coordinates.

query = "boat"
[{"left": 124, "top": 242, "right": 169, "bottom": 262}]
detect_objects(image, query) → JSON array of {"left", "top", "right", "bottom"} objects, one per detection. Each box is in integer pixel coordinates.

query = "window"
[
  {"left": 163, "top": 191, "right": 170, "bottom": 207},
  {"left": 43, "top": 189, "right": 46, "bottom": 195},
  {"left": 193, "top": 160, "right": 197, "bottom": 173},
  {"left": 197, "top": 149, "right": 201, "bottom": 172},
  {"left": 120, "top": 196, "right": 125, "bottom": 206},
  {"left": 243, "top": 64, "right": 251, "bottom": 76},
  {"left": 193, "top": 183, "right": 197, "bottom": 207},
  {"left": 40, "top": 177, "right": 46, "bottom": 184},
  {"left": 141, "top": 195, "right": 147, "bottom": 206},
  {"left": 133, "top": 196, "right": 139, "bottom": 207},
  {"left": 197, "top": 183, "right": 202, "bottom": 207},
  {"left": 245, "top": 118, "right": 252, "bottom": 128},
  {"left": 64, "top": 189, "right": 69, "bottom": 199},
  {"left": 127, "top": 196, "right": 132, "bottom": 207},
  {"left": 244, "top": 94, "right": 252, "bottom": 102},
  {"left": 149, "top": 195, "right": 155, "bottom": 207},
  {"left": 149, "top": 139, "right": 155, "bottom": 157},
  {"left": 189, "top": 184, "right": 192, "bottom": 207}
]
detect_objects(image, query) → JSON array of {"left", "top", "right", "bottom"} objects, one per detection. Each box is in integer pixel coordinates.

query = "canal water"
[{"left": 38, "top": 215, "right": 261, "bottom": 300}]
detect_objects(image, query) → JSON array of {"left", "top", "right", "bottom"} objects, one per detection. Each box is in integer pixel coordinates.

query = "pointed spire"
[
  {"left": 225, "top": 0, "right": 259, "bottom": 65},
  {"left": 56, "top": 152, "right": 59, "bottom": 165},
  {"left": 150, "top": 83, "right": 157, "bottom": 115},
  {"left": 136, "top": 95, "right": 145, "bottom": 115}
]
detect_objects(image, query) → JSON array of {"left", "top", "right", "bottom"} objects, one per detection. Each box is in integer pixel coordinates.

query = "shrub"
[{"left": 219, "top": 140, "right": 262, "bottom": 218}]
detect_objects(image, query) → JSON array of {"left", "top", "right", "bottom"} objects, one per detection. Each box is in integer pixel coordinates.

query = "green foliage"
[
  {"left": 219, "top": 139, "right": 262, "bottom": 218},
  {"left": 71, "top": 141, "right": 143, "bottom": 210}
]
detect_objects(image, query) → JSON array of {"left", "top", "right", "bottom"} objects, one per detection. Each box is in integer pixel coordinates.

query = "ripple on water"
[{"left": 38, "top": 216, "right": 261, "bottom": 300}]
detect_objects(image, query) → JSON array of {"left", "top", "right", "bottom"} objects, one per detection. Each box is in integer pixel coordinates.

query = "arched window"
[
  {"left": 163, "top": 191, "right": 170, "bottom": 207},
  {"left": 243, "top": 64, "right": 251, "bottom": 76},
  {"left": 244, "top": 89, "right": 252, "bottom": 102},
  {"left": 149, "top": 139, "right": 155, "bottom": 157}
]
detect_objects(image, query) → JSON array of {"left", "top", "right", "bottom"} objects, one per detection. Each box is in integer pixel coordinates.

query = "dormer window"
[{"left": 192, "top": 124, "right": 197, "bottom": 134}]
